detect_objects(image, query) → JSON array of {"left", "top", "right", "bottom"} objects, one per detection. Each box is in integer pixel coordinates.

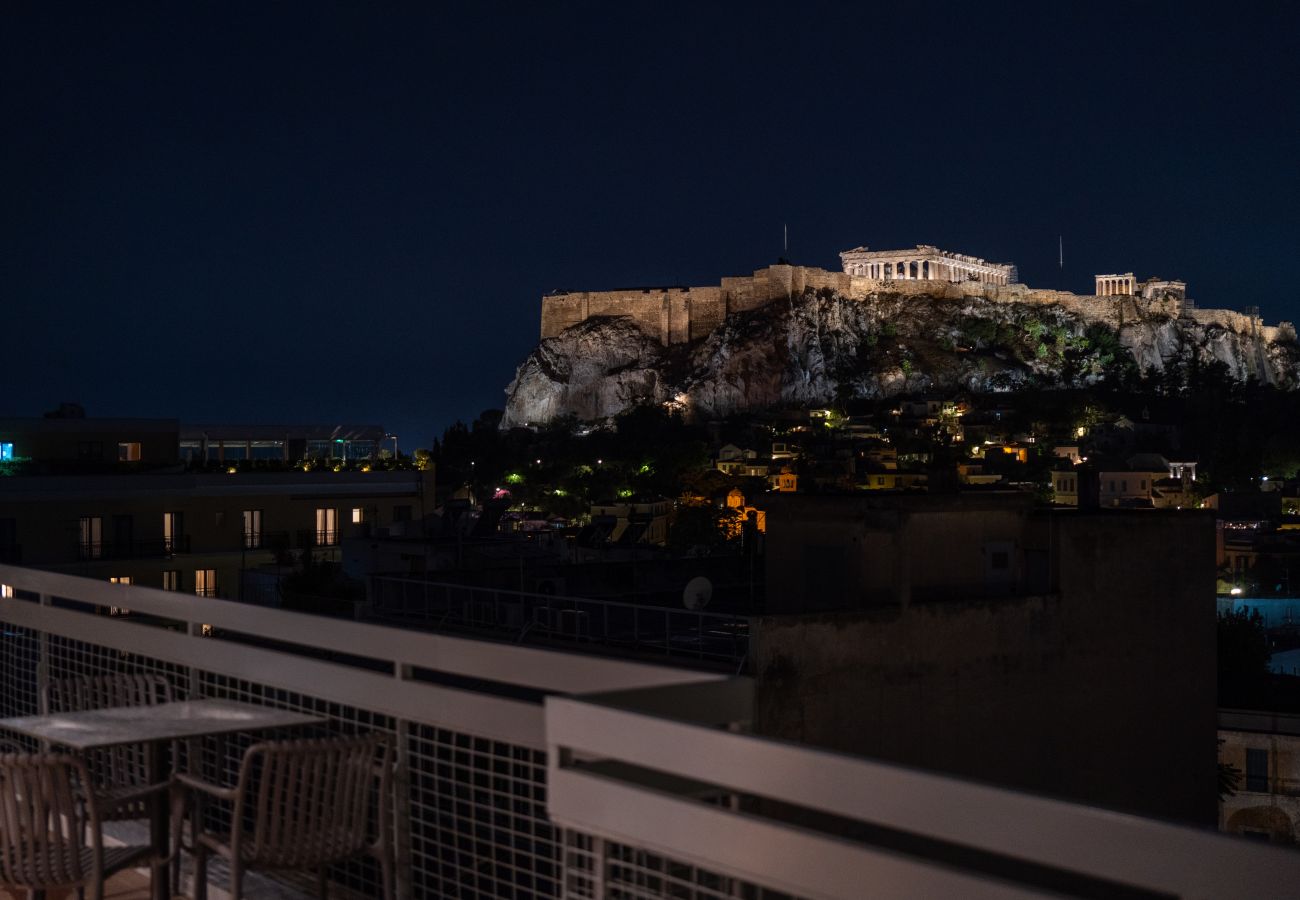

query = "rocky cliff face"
[{"left": 502, "top": 289, "right": 1300, "bottom": 426}]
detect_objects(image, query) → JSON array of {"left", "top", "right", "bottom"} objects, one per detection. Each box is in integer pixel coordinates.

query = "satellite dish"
[{"left": 683, "top": 576, "right": 713, "bottom": 611}]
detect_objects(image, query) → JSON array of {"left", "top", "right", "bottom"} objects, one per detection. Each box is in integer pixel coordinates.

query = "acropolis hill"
[
  {"left": 540, "top": 244, "right": 1291, "bottom": 347},
  {"left": 506, "top": 244, "right": 1300, "bottom": 426}
]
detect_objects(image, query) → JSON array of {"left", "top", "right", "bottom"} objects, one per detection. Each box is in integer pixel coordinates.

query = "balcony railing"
[
  {"left": 0, "top": 563, "right": 1297, "bottom": 899},
  {"left": 78, "top": 536, "right": 191, "bottom": 561},
  {"left": 369, "top": 576, "right": 750, "bottom": 668},
  {"left": 294, "top": 528, "right": 337, "bottom": 549}
]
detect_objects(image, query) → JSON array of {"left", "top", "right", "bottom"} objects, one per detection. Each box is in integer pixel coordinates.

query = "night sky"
[{"left": 5, "top": 2, "right": 1298, "bottom": 449}]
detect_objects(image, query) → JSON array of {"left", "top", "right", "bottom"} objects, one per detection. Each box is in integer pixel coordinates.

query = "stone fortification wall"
[
  {"left": 1185, "top": 307, "right": 1267, "bottom": 336},
  {"left": 540, "top": 266, "right": 855, "bottom": 345},
  {"left": 540, "top": 286, "right": 724, "bottom": 345},
  {"left": 540, "top": 263, "right": 1275, "bottom": 347},
  {"left": 1261, "top": 322, "right": 1296, "bottom": 344}
]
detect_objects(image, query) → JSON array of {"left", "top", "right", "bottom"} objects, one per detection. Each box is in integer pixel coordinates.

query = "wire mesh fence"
[
  {"left": 0, "top": 613, "right": 562, "bottom": 898},
  {"left": 0, "top": 574, "right": 806, "bottom": 900}
]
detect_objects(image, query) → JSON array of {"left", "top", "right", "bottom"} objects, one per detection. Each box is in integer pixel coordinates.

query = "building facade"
[
  {"left": 1220, "top": 709, "right": 1300, "bottom": 846},
  {"left": 0, "top": 415, "right": 430, "bottom": 605},
  {"left": 0, "top": 469, "right": 433, "bottom": 600}
]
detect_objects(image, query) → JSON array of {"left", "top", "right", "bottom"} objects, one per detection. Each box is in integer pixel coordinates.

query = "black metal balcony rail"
[
  {"left": 296, "top": 528, "right": 339, "bottom": 548},
  {"left": 77, "top": 536, "right": 191, "bottom": 561},
  {"left": 241, "top": 529, "right": 293, "bottom": 551},
  {"left": 369, "top": 576, "right": 750, "bottom": 670}
]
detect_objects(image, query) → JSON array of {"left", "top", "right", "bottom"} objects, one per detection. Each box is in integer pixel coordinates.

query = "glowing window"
[
  {"left": 195, "top": 569, "right": 216, "bottom": 597},
  {"left": 0, "top": 443, "right": 12, "bottom": 461},
  {"left": 315, "top": 508, "right": 338, "bottom": 545},
  {"left": 118, "top": 442, "right": 142, "bottom": 462},
  {"left": 351, "top": 507, "right": 363, "bottom": 524},
  {"left": 163, "top": 511, "right": 183, "bottom": 552},
  {"left": 1, "top": 585, "right": 12, "bottom": 599}
]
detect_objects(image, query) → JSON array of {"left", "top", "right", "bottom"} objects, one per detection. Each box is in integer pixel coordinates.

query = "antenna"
[
  {"left": 783, "top": 223, "right": 788, "bottom": 256},
  {"left": 1058, "top": 235, "right": 1064, "bottom": 270}
]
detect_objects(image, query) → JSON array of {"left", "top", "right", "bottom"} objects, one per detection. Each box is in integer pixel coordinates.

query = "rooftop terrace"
[{"left": 0, "top": 563, "right": 1297, "bottom": 898}]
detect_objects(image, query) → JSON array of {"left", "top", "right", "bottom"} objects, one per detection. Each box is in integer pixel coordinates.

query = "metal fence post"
[{"left": 35, "top": 592, "right": 50, "bottom": 715}]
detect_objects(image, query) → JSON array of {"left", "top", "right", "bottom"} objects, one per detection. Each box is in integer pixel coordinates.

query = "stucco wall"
[
  {"left": 752, "top": 508, "right": 1218, "bottom": 825},
  {"left": 1219, "top": 725, "right": 1300, "bottom": 846}
]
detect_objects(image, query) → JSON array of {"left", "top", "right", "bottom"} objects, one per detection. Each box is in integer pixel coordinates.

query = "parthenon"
[{"left": 839, "top": 244, "right": 1018, "bottom": 285}]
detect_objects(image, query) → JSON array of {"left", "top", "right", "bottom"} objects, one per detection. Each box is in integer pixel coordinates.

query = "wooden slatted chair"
[
  {"left": 173, "top": 734, "right": 392, "bottom": 899},
  {"left": 0, "top": 752, "right": 160, "bottom": 900},
  {"left": 42, "top": 673, "right": 176, "bottom": 823}
]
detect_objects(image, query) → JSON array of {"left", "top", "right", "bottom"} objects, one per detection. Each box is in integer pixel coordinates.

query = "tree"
[
  {"left": 666, "top": 500, "right": 739, "bottom": 555},
  {"left": 1218, "top": 738, "right": 1241, "bottom": 800},
  {"left": 1217, "top": 609, "right": 1271, "bottom": 680}
]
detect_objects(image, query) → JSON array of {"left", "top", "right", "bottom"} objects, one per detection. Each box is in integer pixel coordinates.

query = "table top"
[{"left": 0, "top": 699, "right": 326, "bottom": 750}]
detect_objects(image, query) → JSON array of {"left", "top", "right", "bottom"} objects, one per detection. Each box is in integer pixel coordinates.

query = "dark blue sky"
[{"left": 5, "top": 2, "right": 1298, "bottom": 448}]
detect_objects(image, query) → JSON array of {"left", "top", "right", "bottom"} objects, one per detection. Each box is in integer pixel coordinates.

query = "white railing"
[
  {"left": 0, "top": 565, "right": 721, "bottom": 748},
  {"left": 4, "top": 564, "right": 1300, "bottom": 899},
  {"left": 547, "top": 689, "right": 1300, "bottom": 899},
  {"left": 0, "top": 564, "right": 723, "bottom": 898}
]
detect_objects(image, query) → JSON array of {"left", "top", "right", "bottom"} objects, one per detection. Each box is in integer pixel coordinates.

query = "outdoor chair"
[
  {"left": 0, "top": 751, "right": 162, "bottom": 900},
  {"left": 42, "top": 672, "right": 177, "bottom": 823},
  {"left": 173, "top": 733, "right": 392, "bottom": 899}
]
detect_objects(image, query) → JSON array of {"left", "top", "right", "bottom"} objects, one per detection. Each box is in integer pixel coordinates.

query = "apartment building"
[
  {"left": 0, "top": 470, "right": 431, "bottom": 598},
  {"left": 0, "top": 414, "right": 431, "bottom": 599}
]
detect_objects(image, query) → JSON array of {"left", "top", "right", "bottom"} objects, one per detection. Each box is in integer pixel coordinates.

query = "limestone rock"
[
  {"left": 500, "top": 318, "right": 669, "bottom": 428},
  {"left": 502, "top": 289, "right": 1300, "bottom": 426}
]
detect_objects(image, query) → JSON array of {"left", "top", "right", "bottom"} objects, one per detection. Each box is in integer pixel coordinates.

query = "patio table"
[{"left": 0, "top": 698, "right": 326, "bottom": 900}]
